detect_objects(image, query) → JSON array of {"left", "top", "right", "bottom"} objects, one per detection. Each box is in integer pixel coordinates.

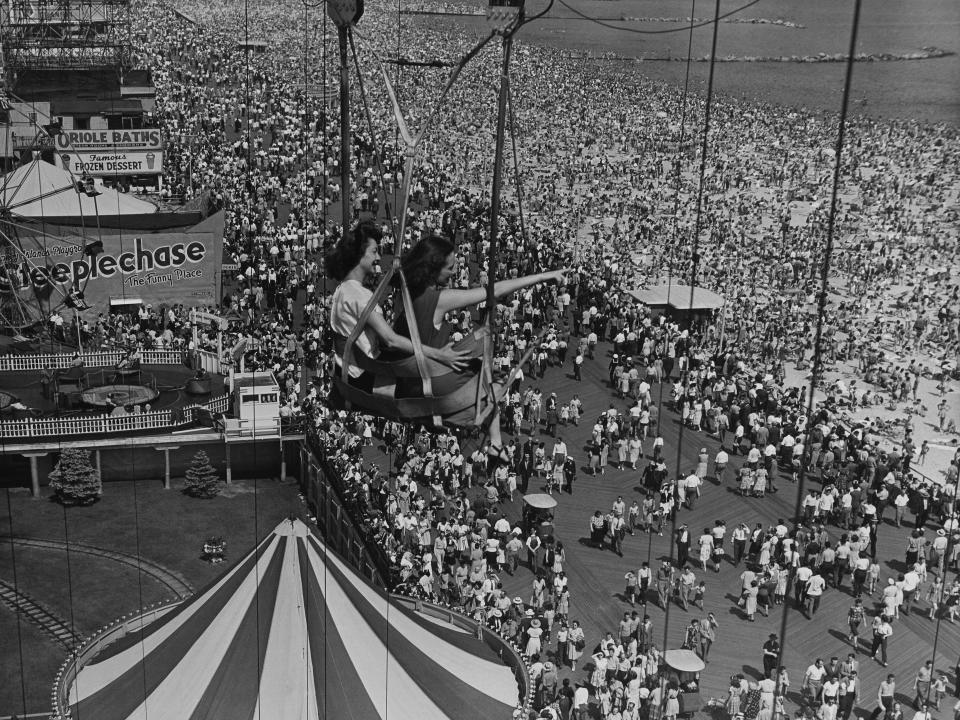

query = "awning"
[
  {"left": 629, "top": 283, "right": 724, "bottom": 311},
  {"left": 523, "top": 493, "right": 558, "bottom": 509},
  {"left": 664, "top": 648, "right": 706, "bottom": 672}
]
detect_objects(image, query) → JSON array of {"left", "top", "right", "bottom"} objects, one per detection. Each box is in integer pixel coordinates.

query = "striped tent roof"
[{"left": 65, "top": 518, "right": 522, "bottom": 720}]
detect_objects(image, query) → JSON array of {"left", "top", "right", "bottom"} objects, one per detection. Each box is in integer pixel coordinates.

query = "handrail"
[
  {"left": 388, "top": 593, "right": 532, "bottom": 713},
  {"left": 299, "top": 437, "right": 394, "bottom": 587},
  {"left": 51, "top": 602, "right": 176, "bottom": 720}
]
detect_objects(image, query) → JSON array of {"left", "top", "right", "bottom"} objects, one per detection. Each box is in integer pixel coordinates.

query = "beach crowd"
[{"left": 38, "top": 0, "right": 960, "bottom": 718}]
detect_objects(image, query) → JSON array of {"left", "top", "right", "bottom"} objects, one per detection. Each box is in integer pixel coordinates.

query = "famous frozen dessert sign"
[{"left": 55, "top": 129, "right": 164, "bottom": 177}]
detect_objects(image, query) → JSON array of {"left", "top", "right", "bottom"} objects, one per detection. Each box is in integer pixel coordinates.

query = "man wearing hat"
[
  {"left": 526, "top": 617, "right": 543, "bottom": 657},
  {"left": 675, "top": 524, "right": 691, "bottom": 568},
  {"left": 763, "top": 634, "right": 781, "bottom": 676},
  {"left": 540, "top": 661, "right": 558, "bottom": 707},
  {"left": 573, "top": 681, "right": 589, "bottom": 719}
]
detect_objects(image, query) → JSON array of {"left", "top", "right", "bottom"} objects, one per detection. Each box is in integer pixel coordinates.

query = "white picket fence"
[
  {"left": 0, "top": 349, "right": 186, "bottom": 372},
  {"left": 0, "top": 394, "right": 231, "bottom": 440},
  {"left": 194, "top": 348, "right": 226, "bottom": 374}
]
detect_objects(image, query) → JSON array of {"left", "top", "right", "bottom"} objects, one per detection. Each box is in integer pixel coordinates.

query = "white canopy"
[{"left": 0, "top": 160, "right": 156, "bottom": 219}]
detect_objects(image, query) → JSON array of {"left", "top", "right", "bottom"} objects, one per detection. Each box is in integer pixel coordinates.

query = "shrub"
[
  {"left": 184, "top": 450, "right": 220, "bottom": 498},
  {"left": 48, "top": 448, "right": 102, "bottom": 506}
]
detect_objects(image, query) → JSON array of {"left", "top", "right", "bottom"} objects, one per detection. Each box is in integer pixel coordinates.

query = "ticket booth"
[{"left": 232, "top": 371, "right": 281, "bottom": 430}]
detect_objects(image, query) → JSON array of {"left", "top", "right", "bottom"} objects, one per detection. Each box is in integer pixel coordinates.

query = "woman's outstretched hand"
[
  {"left": 429, "top": 343, "right": 473, "bottom": 372},
  {"left": 544, "top": 269, "right": 568, "bottom": 285}
]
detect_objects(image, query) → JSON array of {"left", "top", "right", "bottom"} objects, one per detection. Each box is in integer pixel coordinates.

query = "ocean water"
[{"left": 426, "top": 0, "right": 960, "bottom": 124}]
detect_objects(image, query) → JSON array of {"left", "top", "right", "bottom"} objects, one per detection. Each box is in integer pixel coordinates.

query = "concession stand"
[
  {"left": 663, "top": 648, "right": 704, "bottom": 717},
  {"left": 522, "top": 492, "right": 557, "bottom": 540}
]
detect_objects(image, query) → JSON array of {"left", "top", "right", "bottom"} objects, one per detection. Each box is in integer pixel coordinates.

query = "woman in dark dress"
[
  {"left": 742, "top": 682, "right": 763, "bottom": 720},
  {"left": 396, "top": 234, "right": 565, "bottom": 454}
]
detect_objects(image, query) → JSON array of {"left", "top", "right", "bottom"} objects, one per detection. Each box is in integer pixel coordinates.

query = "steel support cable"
[
  {"left": 923, "top": 526, "right": 959, "bottom": 708},
  {"left": 4, "top": 487, "right": 29, "bottom": 716},
  {"left": 661, "top": 0, "right": 722, "bottom": 684},
  {"left": 350, "top": 25, "right": 497, "bottom": 251},
  {"left": 773, "top": 0, "right": 863, "bottom": 678},
  {"left": 320, "top": 8, "right": 329, "bottom": 717},
  {"left": 240, "top": 1, "right": 264, "bottom": 715},
  {"left": 556, "top": 0, "right": 761, "bottom": 36},
  {"left": 506, "top": 79, "right": 529, "bottom": 257},
  {"left": 347, "top": 31, "right": 399, "bottom": 243},
  {"left": 653, "top": 0, "right": 697, "bottom": 441}
]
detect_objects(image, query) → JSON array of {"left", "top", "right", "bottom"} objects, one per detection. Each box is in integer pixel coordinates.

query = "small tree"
[
  {"left": 49, "top": 448, "right": 102, "bottom": 505},
  {"left": 184, "top": 450, "right": 220, "bottom": 498}
]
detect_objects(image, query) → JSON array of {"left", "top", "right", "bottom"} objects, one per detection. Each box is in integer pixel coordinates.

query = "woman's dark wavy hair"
[
  {"left": 400, "top": 234, "right": 455, "bottom": 298},
  {"left": 325, "top": 221, "right": 382, "bottom": 281}
]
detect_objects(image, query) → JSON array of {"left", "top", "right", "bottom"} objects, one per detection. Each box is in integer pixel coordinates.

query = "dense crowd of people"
[{"left": 32, "top": 0, "right": 960, "bottom": 717}]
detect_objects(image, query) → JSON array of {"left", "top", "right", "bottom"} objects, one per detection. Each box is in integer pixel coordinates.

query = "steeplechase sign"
[{"left": 14, "top": 211, "right": 224, "bottom": 311}]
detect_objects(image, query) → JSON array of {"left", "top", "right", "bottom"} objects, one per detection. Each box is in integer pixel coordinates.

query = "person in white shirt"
[
  {"left": 902, "top": 568, "right": 921, "bottom": 614},
  {"left": 714, "top": 449, "right": 730, "bottom": 483},
  {"left": 806, "top": 571, "right": 827, "bottom": 616},
  {"left": 894, "top": 491, "right": 910, "bottom": 527},
  {"left": 795, "top": 564, "right": 814, "bottom": 606},
  {"left": 574, "top": 682, "right": 590, "bottom": 716},
  {"left": 804, "top": 658, "right": 828, "bottom": 704},
  {"left": 818, "top": 695, "right": 839, "bottom": 720},
  {"left": 552, "top": 439, "right": 568, "bottom": 465},
  {"left": 684, "top": 473, "right": 702, "bottom": 509},
  {"left": 870, "top": 615, "right": 893, "bottom": 666},
  {"left": 327, "top": 225, "right": 466, "bottom": 378}
]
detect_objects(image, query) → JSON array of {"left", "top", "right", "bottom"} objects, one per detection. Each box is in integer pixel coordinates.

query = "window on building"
[{"left": 74, "top": 117, "right": 90, "bottom": 130}]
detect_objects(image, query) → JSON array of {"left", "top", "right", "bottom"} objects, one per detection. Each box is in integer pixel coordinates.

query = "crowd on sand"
[{"left": 43, "top": 0, "right": 960, "bottom": 718}]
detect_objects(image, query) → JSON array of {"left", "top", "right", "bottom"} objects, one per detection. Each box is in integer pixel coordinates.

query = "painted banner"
[
  {"left": 10, "top": 211, "right": 224, "bottom": 316},
  {"left": 59, "top": 150, "right": 164, "bottom": 177}
]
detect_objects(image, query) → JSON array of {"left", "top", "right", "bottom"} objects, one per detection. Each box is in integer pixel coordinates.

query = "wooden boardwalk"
[{"left": 364, "top": 338, "right": 957, "bottom": 717}]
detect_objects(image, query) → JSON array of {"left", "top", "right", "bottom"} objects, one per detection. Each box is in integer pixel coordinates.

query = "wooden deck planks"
[{"left": 361, "top": 338, "right": 957, "bottom": 717}]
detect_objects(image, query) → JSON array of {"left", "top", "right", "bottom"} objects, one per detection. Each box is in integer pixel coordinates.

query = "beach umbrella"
[
  {"left": 523, "top": 493, "right": 558, "bottom": 510},
  {"left": 664, "top": 649, "right": 705, "bottom": 673}
]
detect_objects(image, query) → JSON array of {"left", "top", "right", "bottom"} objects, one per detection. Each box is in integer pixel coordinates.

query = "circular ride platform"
[
  {"left": 81, "top": 384, "right": 159, "bottom": 408},
  {"left": 0, "top": 390, "right": 17, "bottom": 411}
]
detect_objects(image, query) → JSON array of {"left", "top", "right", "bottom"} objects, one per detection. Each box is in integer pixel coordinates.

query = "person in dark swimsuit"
[{"left": 396, "top": 234, "right": 566, "bottom": 457}]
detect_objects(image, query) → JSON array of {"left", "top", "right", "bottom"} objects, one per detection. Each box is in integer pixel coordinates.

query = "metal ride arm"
[
  {"left": 349, "top": 26, "right": 498, "bottom": 250},
  {"left": 333, "top": 0, "right": 528, "bottom": 427},
  {"left": 335, "top": 19, "right": 500, "bottom": 412}
]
